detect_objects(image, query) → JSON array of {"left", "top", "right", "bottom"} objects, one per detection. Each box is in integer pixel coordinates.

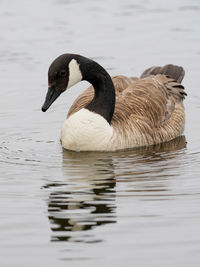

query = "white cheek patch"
[{"left": 67, "top": 59, "right": 83, "bottom": 89}]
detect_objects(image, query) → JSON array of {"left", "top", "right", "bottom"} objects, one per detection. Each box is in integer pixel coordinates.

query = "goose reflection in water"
[
  {"left": 45, "top": 150, "right": 117, "bottom": 243},
  {"left": 44, "top": 135, "right": 186, "bottom": 243}
]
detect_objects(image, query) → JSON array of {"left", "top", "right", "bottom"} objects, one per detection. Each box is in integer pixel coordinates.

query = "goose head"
[
  {"left": 42, "top": 53, "right": 115, "bottom": 124},
  {"left": 42, "top": 54, "right": 83, "bottom": 112}
]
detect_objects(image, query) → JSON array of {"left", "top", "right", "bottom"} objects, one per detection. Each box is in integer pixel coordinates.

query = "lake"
[{"left": 0, "top": 0, "right": 200, "bottom": 266}]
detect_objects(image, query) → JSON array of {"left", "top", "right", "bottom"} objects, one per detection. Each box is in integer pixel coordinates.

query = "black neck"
[{"left": 77, "top": 56, "right": 115, "bottom": 124}]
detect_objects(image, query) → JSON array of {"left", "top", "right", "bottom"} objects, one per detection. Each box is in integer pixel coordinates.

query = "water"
[{"left": 0, "top": 0, "right": 200, "bottom": 266}]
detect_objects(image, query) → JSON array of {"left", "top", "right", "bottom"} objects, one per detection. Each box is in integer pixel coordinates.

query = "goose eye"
[{"left": 60, "top": 70, "right": 66, "bottom": 77}]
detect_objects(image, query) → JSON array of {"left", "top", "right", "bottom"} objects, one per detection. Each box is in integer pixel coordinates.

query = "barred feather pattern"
[{"left": 67, "top": 74, "right": 186, "bottom": 150}]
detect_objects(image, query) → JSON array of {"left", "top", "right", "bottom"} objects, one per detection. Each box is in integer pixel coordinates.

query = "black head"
[{"left": 41, "top": 54, "right": 83, "bottom": 112}]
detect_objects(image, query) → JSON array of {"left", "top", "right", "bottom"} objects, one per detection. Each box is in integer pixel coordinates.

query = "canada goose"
[{"left": 41, "top": 54, "right": 187, "bottom": 152}]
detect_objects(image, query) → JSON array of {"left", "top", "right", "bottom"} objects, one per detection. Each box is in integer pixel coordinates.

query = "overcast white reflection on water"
[{"left": 0, "top": 0, "right": 200, "bottom": 266}]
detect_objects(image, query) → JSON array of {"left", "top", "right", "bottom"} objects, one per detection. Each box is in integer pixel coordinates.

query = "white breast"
[{"left": 61, "top": 108, "right": 113, "bottom": 151}]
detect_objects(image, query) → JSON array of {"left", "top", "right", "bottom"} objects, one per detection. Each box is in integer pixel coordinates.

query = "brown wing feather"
[
  {"left": 67, "top": 75, "right": 138, "bottom": 118},
  {"left": 67, "top": 74, "right": 186, "bottom": 146}
]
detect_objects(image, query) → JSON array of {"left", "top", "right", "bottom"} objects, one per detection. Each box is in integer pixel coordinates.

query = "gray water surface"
[{"left": 1, "top": 0, "right": 200, "bottom": 266}]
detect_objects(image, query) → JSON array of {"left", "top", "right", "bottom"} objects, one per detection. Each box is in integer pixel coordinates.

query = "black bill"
[{"left": 41, "top": 86, "right": 62, "bottom": 112}]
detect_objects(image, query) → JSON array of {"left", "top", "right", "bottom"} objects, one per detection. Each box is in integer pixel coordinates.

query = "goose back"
[{"left": 67, "top": 74, "right": 186, "bottom": 149}]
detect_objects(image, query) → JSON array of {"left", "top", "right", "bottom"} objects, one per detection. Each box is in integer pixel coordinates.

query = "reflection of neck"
[
  {"left": 47, "top": 151, "right": 117, "bottom": 241},
  {"left": 79, "top": 57, "right": 116, "bottom": 124}
]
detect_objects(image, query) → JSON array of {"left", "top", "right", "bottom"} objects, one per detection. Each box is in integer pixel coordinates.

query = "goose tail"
[{"left": 140, "top": 64, "right": 185, "bottom": 83}]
